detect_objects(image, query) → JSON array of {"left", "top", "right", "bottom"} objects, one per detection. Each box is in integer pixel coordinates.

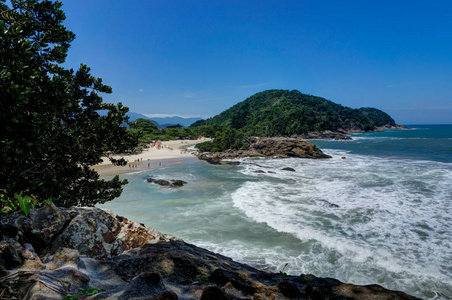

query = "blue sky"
[{"left": 62, "top": 0, "right": 452, "bottom": 124}]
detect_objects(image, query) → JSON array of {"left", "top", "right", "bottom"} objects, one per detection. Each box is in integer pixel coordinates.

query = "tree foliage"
[
  {"left": 357, "top": 107, "right": 396, "bottom": 127},
  {"left": 193, "top": 90, "right": 396, "bottom": 136},
  {"left": 130, "top": 118, "right": 197, "bottom": 141},
  {"left": 196, "top": 127, "right": 246, "bottom": 152},
  {"left": 0, "top": 0, "right": 138, "bottom": 208},
  {"left": 132, "top": 118, "right": 159, "bottom": 133}
]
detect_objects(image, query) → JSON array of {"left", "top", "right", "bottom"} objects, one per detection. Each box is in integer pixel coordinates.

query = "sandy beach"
[{"left": 93, "top": 138, "right": 209, "bottom": 177}]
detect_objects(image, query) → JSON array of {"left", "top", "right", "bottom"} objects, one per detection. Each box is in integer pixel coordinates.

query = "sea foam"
[
  {"left": 100, "top": 127, "right": 452, "bottom": 299},
  {"left": 230, "top": 152, "right": 452, "bottom": 299}
]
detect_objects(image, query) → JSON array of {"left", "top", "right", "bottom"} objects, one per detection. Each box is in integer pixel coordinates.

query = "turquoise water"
[
  {"left": 98, "top": 125, "right": 452, "bottom": 299},
  {"left": 313, "top": 125, "right": 452, "bottom": 163}
]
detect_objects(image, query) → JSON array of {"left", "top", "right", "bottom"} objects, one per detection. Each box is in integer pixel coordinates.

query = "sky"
[{"left": 61, "top": 0, "right": 452, "bottom": 125}]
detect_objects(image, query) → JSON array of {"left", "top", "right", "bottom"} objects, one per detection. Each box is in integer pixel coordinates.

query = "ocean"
[{"left": 98, "top": 124, "right": 452, "bottom": 299}]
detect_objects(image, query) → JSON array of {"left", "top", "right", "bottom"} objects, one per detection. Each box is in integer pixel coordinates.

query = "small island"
[
  {"left": 191, "top": 90, "right": 407, "bottom": 140},
  {"left": 189, "top": 89, "right": 407, "bottom": 163}
]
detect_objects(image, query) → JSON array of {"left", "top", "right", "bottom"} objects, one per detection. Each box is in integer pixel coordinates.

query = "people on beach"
[{"left": 95, "top": 138, "right": 209, "bottom": 176}]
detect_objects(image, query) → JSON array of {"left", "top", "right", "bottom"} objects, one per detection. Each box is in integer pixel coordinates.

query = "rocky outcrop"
[
  {"left": 147, "top": 178, "right": 188, "bottom": 188},
  {"left": 374, "top": 124, "right": 410, "bottom": 131},
  {"left": 292, "top": 131, "right": 352, "bottom": 140},
  {"left": 0, "top": 204, "right": 176, "bottom": 261},
  {"left": 0, "top": 205, "right": 419, "bottom": 299},
  {"left": 197, "top": 137, "right": 331, "bottom": 164},
  {"left": 338, "top": 124, "right": 410, "bottom": 134},
  {"left": 291, "top": 124, "right": 409, "bottom": 140}
]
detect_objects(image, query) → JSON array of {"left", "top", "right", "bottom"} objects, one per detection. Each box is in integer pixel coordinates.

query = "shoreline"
[
  {"left": 94, "top": 125, "right": 410, "bottom": 177},
  {"left": 93, "top": 138, "right": 209, "bottom": 177},
  {"left": 94, "top": 156, "right": 200, "bottom": 177}
]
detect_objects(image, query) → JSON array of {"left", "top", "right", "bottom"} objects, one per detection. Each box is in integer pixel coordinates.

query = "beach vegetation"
[
  {"left": 192, "top": 124, "right": 223, "bottom": 137},
  {"left": 15, "top": 191, "right": 33, "bottom": 216},
  {"left": 63, "top": 287, "right": 106, "bottom": 300},
  {"left": 131, "top": 118, "right": 198, "bottom": 142},
  {"left": 196, "top": 127, "right": 246, "bottom": 152},
  {"left": 0, "top": 188, "right": 43, "bottom": 216},
  {"left": 194, "top": 275, "right": 211, "bottom": 286},
  {"left": 167, "top": 124, "right": 183, "bottom": 128},
  {"left": 132, "top": 118, "right": 159, "bottom": 133},
  {"left": 0, "top": 0, "right": 138, "bottom": 208},
  {"left": 278, "top": 263, "right": 289, "bottom": 281}
]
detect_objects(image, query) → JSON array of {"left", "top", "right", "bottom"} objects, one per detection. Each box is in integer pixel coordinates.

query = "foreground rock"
[
  {"left": 197, "top": 137, "right": 331, "bottom": 164},
  {"left": 0, "top": 205, "right": 419, "bottom": 299},
  {"left": 0, "top": 204, "right": 176, "bottom": 263}
]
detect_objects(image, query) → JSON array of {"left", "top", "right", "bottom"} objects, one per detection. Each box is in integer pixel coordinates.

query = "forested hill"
[{"left": 192, "top": 89, "right": 397, "bottom": 136}]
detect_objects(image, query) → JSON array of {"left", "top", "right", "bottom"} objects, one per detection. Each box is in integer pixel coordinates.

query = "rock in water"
[
  {"left": 153, "top": 179, "right": 171, "bottom": 186},
  {"left": 147, "top": 178, "right": 188, "bottom": 187},
  {"left": 170, "top": 179, "right": 187, "bottom": 187},
  {"left": 281, "top": 167, "right": 296, "bottom": 172}
]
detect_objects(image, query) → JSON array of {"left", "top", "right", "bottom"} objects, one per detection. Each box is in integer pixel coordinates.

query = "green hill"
[{"left": 192, "top": 90, "right": 396, "bottom": 136}]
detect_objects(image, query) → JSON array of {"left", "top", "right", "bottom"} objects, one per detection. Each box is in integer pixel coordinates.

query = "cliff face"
[{"left": 0, "top": 205, "right": 419, "bottom": 299}]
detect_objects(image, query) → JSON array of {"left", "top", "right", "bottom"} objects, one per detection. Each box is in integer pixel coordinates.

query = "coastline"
[
  {"left": 93, "top": 138, "right": 209, "bottom": 177},
  {"left": 94, "top": 125, "right": 451, "bottom": 299},
  {"left": 3, "top": 128, "right": 446, "bottom": 298}
]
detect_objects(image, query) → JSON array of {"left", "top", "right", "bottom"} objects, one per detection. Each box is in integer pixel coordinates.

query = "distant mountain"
[
  {"left": 192, "top": 89, "right": 398, "bottom": 136},
  {"left": 125, "top": 112, "right": 155, "bottom": 123},
  {"left": 150, "top": 116, "right": 203, "bottom": 127},
  {"left": 107, "top": 112, "right": 202, "bottom": 127},
  {"left": 96, "top": 110, "right": 152, "bottom": 122}
]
